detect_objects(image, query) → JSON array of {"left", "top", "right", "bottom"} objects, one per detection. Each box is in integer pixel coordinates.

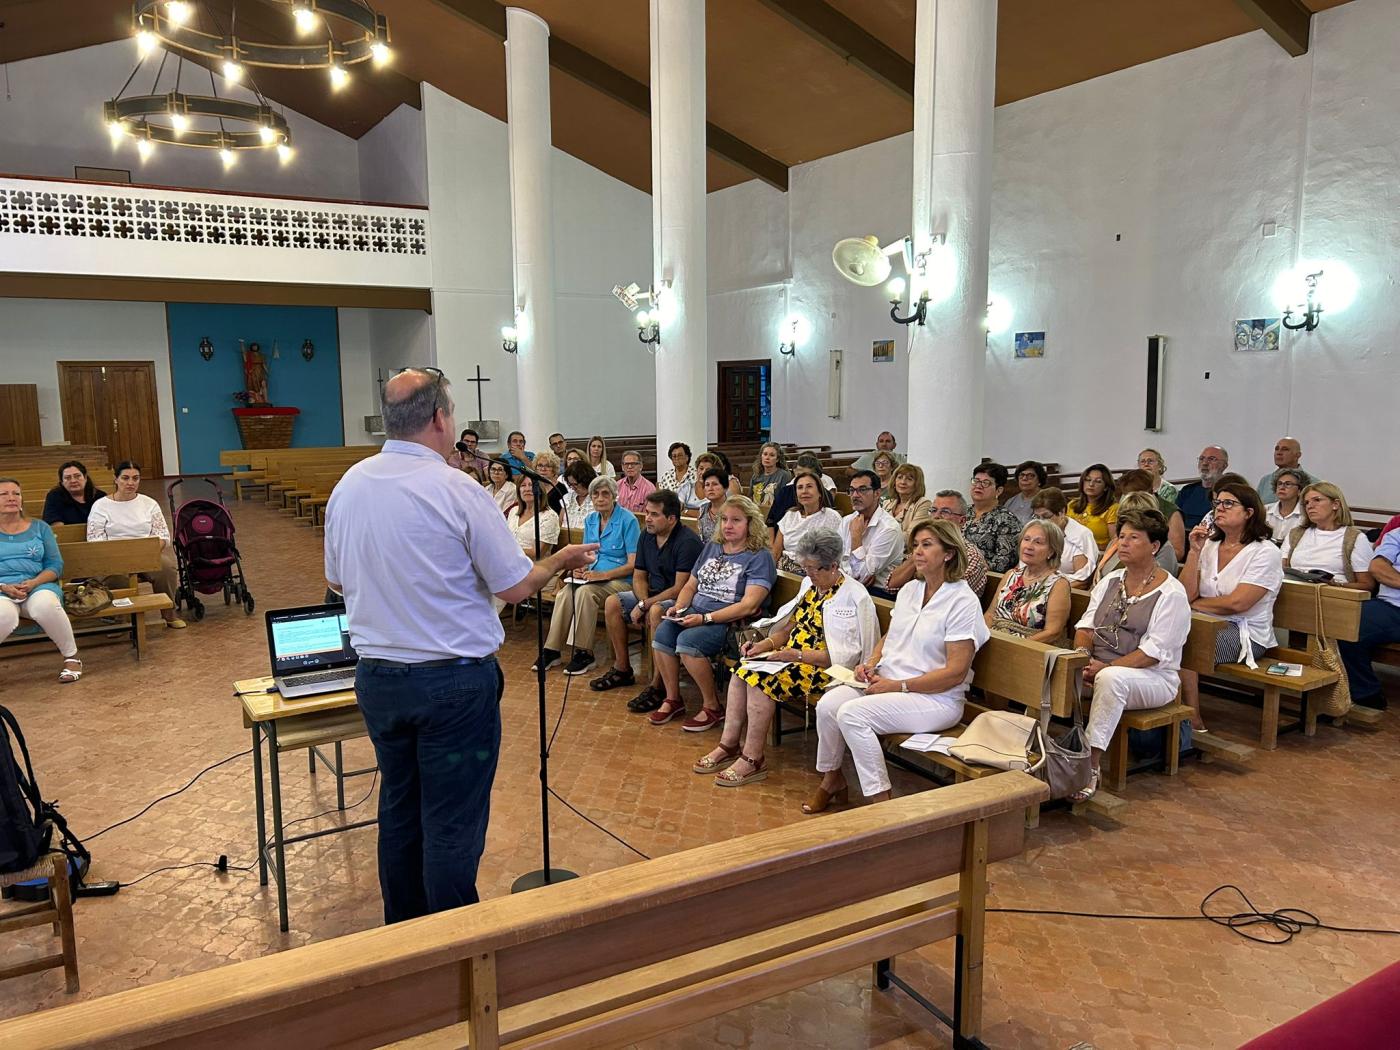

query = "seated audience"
[
  {"left": 447, "top": 428, "right": 485, "bottom": 482},
  {"left": 1138, "top": 448, "right": 1177, "bottom": 505},
  {"left": 1257, "top": 436, "right": 1315, "bottom": 504},
  {"left": 591, "top": 490, "right": 704, "bottom": 701},
  {"left": 695, "top": 451, "right": 743, "bottom": 502},
  {"left": 564, "top": 447, "right": 587, "bottom": 472},
  {"left": 1030, "top": 488, "right": 1098, "bottom": 583},
  {"left": 883, "top": 463, "right": 933, "bottom": 537},
  {"left": 1115, "top": 469, "right": 1185, "bottom": 560},
  {"left": 839, "top": 470, "right": 904, "bottom": 593},
  {"left": 534, "top": 475, "right": 640, "bottom": 677},
  {"left": 1003, "top": 460, "right": 1045, "bottom": 525},
  {"left": 87, "top": 461, "right": 184, "bottom": 628},
  {"left": 649, "top": 496, "right": 776, "bottom": 731},
  {"left": 1338, "top": 529, "right": 1400, "bottom": 710},
  {"left": 1069, "top": 508, "right": 1191, "bottom": 802},
  {"left": 885, "top": 491, "right": 989, "bottom": 597},
  {"left": 560, "top": 461, "right": 597, "bottom": 531},
  {"left": 43, "top": 461, "right": 108, "bottom": 526},
  {"left": 1179, "top": 481, "right": 1283, "bottom": 732},
  {"left": 1176, "top": 445, "right": 1228, "bottom": 530},
  {"left": 547, "top": 432, "right": 568, "bottom": 458},
  {"left": 532, "top": 450, "right": 567, "bottom": 515},
  {"left": 615, "top": 450, "right": 656, "bottom": 512},
  {"left": 1096, "top": 491, "right": 1180, "bottom": 579},
  {"left": 485, "top": 460, "right": 520, "bottom": 515},
  {"left": 965, "top": 463, "right": 1022, "bottom": 572},
  {"left": 1067, "top": 463, "right": 1120, "bottom": 549},
  {"left": 1281, "top": 482, "right": 1375, "bottom": 591},
  {"left": 1381, "top": 514, "right": 1400, "bottom": 541},
  {"left": 870, "top": 451, "right": 898, "bottom": 492},
  {"left": 695, "top": 527, "right": 877, "bottom": 787},
  {"left": 1264, "top": 469, "right": 1304, "bottom": 543},
  {"left": 766, "top": 454, "right": 837, "bottom": 529},
  {"left": 506, "top": 476, "right": 560, "bottom": 560},
  {"left": 659, "top": 442, "right": 697, "bottom": 507},
  {"left": 1195, "top": 472, "right": 1251, "bottom": 535},
  {"left": 0, "top": 478, "right": 82, "bottom": 682},
  {"left": 771, "top": 471, "right": 842, "bottom": 574},
  {"left": 500, "top": 430, "right": 535, "bottom": 474},
  {"left": 852, "top": 431, "right": 907, "bottom": 472},
  {"left": 985, "top": 520, "right": 1071, "bottom": 643},
  {"left": 587, "top": 435, "right": 615, "bottom": 479},
  {"left": 696, "top": 468, "right": 731, "bottom": 538},
  {"left": 807, "top": 518, "right": 988, "bottom": 812},
  {"left": 749, "top": 442, "right": 793, "bottom": 510}
]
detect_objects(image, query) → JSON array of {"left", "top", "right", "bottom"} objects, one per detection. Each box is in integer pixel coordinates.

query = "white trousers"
[
  {"left": 0, "top": 590, "right": 78, "bottom": 659},
  {"left": 1085, "top": 666, "right": 1179, "bottom": 751},
  {"left": 815, "top": 686, "right": 963, "bottom": 797}
]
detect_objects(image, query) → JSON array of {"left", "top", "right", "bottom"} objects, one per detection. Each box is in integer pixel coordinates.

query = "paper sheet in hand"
[
  {"left": 739, "top": 660, "right": 791, "bottom": 673},
  {"left": 824, "top": 664, "right": 867, "bottom": 689},
  {"left": 899, "top": 734, "right": 957, "bottom": 755}
]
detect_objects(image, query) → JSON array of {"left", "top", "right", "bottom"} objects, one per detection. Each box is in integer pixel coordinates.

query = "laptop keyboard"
[{"left": 287, "top": 668, "right": 355, "bottom": 687}]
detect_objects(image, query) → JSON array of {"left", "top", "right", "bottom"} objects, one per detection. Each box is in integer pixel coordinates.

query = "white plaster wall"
[
  {"left": 0, "top": 298, "right": 180, "bottom": 472},
  {"left": 357, "top": 103, "right": 428, "bottom": 206},
  {"left": 0, "top": 40, "right": 360, "bottom": 200},
  {"left": 336, "top": 308, "right": 376, "bottom": 442},
  {"left": 706, "top": 0, "right": 1400, "bottom": 505},
  {"left": 421, "top": 84, "right": 654, "bottom": 449}
]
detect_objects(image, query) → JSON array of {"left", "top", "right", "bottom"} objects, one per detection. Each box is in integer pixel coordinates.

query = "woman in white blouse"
[
  {"left": 485, "top": 460, "right": 520, "bottom": 516},
  {"left": 1282, "top": 482, "right": 1375, "bottom": 592},
  {"left": 507, "top": 476, "right": 561, "bottom": 560},
  {"left": 771, "top": 472, "right": 842, "bottom": 575},
  {"left": 1179, "top": 482, "right": 1284, "bottom": 732},
  {"left": 806, "top": 518, "right": 989, "bottom": 813},
  {"left": 587, "top": 436, "right": 616, "bottom": 480},
  {"left": 1264, "top": 469, "right": 1304, "bottom": 543},
  {"left": 1069, "top": 509, "right": 1191, "bottom": 802},
  {"left": 86, "top": 461, "right": 185, "bottom": 628},
  {"left": 559, "top": 462, "right": 596, "bottom": 533},
  {"left": 1030, "top": 487, "right": 1097, "bottom": 583}
]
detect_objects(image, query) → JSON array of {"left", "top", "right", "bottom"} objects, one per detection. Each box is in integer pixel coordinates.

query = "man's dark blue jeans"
[{"left": 355, "top": 655, "right": 503, "bottom": 924}]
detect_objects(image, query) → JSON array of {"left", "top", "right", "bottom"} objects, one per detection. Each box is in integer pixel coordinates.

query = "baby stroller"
[{"left": 166, "top": 478, "right": 255, "bottom": 620}]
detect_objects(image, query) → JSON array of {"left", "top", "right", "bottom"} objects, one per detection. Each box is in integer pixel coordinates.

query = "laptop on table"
[{"left": 265, "top": 604, "right": 359, "bottom": 699}]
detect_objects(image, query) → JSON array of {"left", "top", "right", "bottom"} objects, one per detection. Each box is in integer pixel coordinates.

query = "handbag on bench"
[{"left": 61, "top": 581, "right": 113, "bottom": 618}]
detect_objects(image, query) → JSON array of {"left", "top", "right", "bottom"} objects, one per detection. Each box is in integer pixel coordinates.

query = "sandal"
[
  {"left": 802, "top": 780, "right": 849, "bottom": 814},
  {"left": 628, "top": 685, "right": 664, "bottom": 713},
  {"left": 681, "top": 707, "right": 724, "bottom": 733},
  {"left": 590, "top": 666, "right": 636, "bottom": 692},
  {"left": 715, "top": 754, "right": 767, "bottom": 788},
  {"left": 58, "top": 659, "right": 83, "bottom": 684},
  {"left": 693, "top": 741, "right": 740, "bottom": 774},
  {"left": 1069, "top": 768, "right": 1101, "bottom": 803},
  {"left": 648, "top": 699, "right": 687, "bottom": 726}
]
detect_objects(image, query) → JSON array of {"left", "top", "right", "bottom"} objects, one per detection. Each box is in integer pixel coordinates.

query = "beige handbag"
[{"left": 1309, "top": 584, "right": 1351, "bottom": 718}]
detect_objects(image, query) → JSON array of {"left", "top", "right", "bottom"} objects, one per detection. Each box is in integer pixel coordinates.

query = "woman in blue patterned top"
[{"left": 0, "top": 478, "right": 82, "bottom": 682}]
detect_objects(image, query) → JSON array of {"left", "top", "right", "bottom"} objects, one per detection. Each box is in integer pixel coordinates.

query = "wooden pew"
[
  {"left": 0, "top": 538, "right": 174, "bottom": 661},
  {"left": 0, "top": 773, "right": 1046, "bottom": 1050}
]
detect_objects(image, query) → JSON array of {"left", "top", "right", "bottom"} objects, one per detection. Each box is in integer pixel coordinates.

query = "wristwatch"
[
  {"left": 901, "top": 681, "right": 910, "bottom": 693},
  {"left": 703, "top": 612, "right": 713, "bottom": 624},
  {"left": 638, "top": 600, "right": 647, "bottom": 613}
]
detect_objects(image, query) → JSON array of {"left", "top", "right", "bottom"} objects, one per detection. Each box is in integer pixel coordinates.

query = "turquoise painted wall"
[{"left": 166, "top": 303, "right": 344, "bottom": 474}]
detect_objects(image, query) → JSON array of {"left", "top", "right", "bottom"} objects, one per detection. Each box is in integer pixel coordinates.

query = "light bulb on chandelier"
[
  {"left": 169, "top": 111, "right": 189, "bottom": 135},
  {"left": 165, "top": 1, "right": 193, "bottom": 25},
  {"left": 276, "top": 142, "right": 294, "bottom": 164},
  {"left": 136, "top": 29, "right": 157, "bottom": 56},
  {"left": 328, "top": 64, "right": 349, "bottom": 91},
  {"left": 137, "top": 137, "right": 154, "bottom": 161},
  {"left": 222, "top": 59, "right": 244, "bottom": 83},
  {"left": 292, "top": 4, "right": 319, "bottom": 34},
  {"left": 219, "top": 146, "right": 237, "bottom": 168},
  {"left": 370, "top": 41, "right": 390, "bottom": 66}
]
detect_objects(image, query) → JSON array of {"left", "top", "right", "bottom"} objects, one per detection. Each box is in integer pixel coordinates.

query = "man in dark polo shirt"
[{"left": 589, "top": 489, "right": 703, "bottom": 709}]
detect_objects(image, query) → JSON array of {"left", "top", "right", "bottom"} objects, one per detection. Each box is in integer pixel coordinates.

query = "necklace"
[{"left": 1124, "top": 567, "right": 1158, "bottom": 598}]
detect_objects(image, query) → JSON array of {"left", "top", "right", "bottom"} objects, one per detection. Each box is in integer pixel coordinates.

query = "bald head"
[
  {"left": 1273, "top": 436, "right": 1301, "bottom": 469},
  {"left": 383, "top": 369, "right": 454, "bottom": 454},
  {"left": 1197, "top": 445, "right": 1228, "bottom": 485}
]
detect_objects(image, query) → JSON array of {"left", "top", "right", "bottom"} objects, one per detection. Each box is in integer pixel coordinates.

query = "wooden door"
[
  {"left": 717, "top": 361, "right": 769, "bottom": 444},
  {"left": 0, "top": 385, "right": 42, "bottom": 447},
  {"left": 57, "top": 362, "right": 164, "bottom": 476}
]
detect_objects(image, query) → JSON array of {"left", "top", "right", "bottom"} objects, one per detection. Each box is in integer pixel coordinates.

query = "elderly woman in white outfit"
[
  {"left": 805, "top": 517, "right": 988, "bottom": 813},
  {"left": 1068, "top": 508, "right": 1191, "bottom": 802}
]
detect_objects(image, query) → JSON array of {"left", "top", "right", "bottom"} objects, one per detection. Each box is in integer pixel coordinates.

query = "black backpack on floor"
[{"left": 1, "top": 704, "right": 57, "bottom": 874}]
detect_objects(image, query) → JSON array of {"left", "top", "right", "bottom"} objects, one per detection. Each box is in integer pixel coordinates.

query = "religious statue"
[{"left": 242, "top": 341, "right": 271, "bottom": 406}]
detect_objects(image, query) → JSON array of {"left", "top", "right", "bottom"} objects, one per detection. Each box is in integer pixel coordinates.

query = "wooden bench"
[
  {"left": 0, "top": 538, "right": 173, "bottom": 661},
  {"left": 0, "top": 772, "right": 1046, "bottom": 1050}
]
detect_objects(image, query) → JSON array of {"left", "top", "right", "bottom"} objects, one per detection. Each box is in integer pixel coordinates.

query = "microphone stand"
[{"left": 464, "top": 446, "right": 578, "bottom": 892}]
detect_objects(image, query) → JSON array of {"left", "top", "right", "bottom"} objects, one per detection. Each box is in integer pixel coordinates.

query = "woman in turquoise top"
[{"left": 0, "top": 477, "right": 82, "bottom": 682}]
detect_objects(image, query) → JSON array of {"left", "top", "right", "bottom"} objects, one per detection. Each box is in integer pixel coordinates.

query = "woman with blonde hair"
[
  {"left": 883, "top": 463, "right": 933, "bottom": 537},
  {"left": 587, "top": 435, "right": 615, "bottom": 479},
  {"left": 986, "top": 519, "right": 1071, "bottom": 643},
  {"left": 1282, "top": 481, "right": 1374, "bottom": 591},
  {"left": 749, "top": 442, "right": 792, "bottom": 509},
  {"left": 870, "top": 451, "right": 898, "bottom": 492},
  {"left": 1138, "top": 448, "right": 1177, "bottom": 505},
  {"left": 805, "top": 517, "right": 988, "bottom": 812},
  {"left": 1095, "top": 490, "right": 1180, "bottom": 579}
]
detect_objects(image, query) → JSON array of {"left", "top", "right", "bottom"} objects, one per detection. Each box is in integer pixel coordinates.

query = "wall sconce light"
[
  {"left": 198, "top": 336, "right": 214, "bottom": 362},
  {"left": 501, "top": 325, "right": 519, "bottom": 353},
  {"left": 887, "top": 276, "right": 929, "bottom": 327},
  {"left": 985, "top": 294, "right": 1013, "bottom": 337},
  {"left": 301, "top": 339, "right": 315, "bottom": 362},
  {"left": 1273, "top": 260, "right": 1357, "bottom": 334},
  {"left": 635, "top": 309, "right": 661, "bottom": 347},
  {"left": 1281, "top": 270, "right": 1324, "bottom": 332},
  {"left": 778, "top": 314, "right": 811, "bottom": 356}
]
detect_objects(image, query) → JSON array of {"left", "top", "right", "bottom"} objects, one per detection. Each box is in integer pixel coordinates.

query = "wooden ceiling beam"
[
  {"left": 754, "top": 0, "right": 914, "bottom": 102},
  {"left": 428, "top": 0, "right": 789, "bottom": 190},
  {"left": 1230, "top": 0, "right": 1312, "bottom": 56}
]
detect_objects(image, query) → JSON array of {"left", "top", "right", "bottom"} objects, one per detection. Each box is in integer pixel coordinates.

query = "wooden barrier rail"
[{"left": 0, "top": 773, "right": 1047, "bottom": 1050}]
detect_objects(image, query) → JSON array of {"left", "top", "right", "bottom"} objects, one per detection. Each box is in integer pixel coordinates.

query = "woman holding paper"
[
  {"left": 805, "top": 518, "right": 989, "bottom": 813},
  {"left": 693, "top": 527, "right": 877, "bottom": 787}
]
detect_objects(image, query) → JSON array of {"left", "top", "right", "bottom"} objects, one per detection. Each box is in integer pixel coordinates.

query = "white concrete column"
[
  {"left": 906, "top": 0, "right": 997, "bottom": 495},
  {"left": 505, "top": 8, "right": 559, "bottom": 448},
  {"left": 650, "top": 0, "right": 708, "bottom": 470}
]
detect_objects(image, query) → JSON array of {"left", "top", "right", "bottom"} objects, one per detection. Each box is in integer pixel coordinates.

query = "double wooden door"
[
  {"left": 717, "top": 360, "right": 770, "bottom": 443},
  {"left": 57, "top": 362, "right": 164, "bottom": 476}
]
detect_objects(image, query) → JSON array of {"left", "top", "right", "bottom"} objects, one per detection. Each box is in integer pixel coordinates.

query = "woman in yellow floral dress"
[{"left": 693, "top": 527, "right": 878, "bottom": 787}]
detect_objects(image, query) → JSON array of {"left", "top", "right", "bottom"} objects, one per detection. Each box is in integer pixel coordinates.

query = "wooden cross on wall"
[{"left": 464, "top": 364, "right": 491, "bottom": 423}]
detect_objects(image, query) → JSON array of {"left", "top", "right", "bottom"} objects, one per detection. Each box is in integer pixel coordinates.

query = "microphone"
[{"left": 460, "top": 444, "right": 554, "bottom": 488}]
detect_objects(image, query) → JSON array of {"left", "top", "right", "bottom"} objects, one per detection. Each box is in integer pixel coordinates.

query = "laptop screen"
[{"left": 266, "top": 605, "right": 357, "bottom": 676}]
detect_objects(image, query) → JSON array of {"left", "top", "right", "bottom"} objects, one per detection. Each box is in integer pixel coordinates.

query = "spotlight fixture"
[
  {"left": 199, "top": 336, "right": 215, "bottom": 362},
  {"left": 501, "top": 325, "right": 519, "bottom": 353},
  {"left": 778, "top": 314, "right": 810, "bottom": 357},
  {"left": 635, "top": 309, "right": 661, "bottom": 347},
  {"left": 301, "top": 338, "right": 315, "bottom": 362}
]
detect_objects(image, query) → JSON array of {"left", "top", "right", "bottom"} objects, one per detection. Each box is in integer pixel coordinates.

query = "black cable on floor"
[
  {"left": 547, "top": 787, "right": 650, "bottom": 860},
  {"left": 88, "top": 749, "right": 252, "bottom": 840},
  {"left": 281, "top": 771, "right": 379, "bottom": 835}
]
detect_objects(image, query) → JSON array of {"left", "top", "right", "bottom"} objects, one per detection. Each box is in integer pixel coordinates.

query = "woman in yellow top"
[{"left": 1067, "top": 463, "right": 1119, "bottom": 549}]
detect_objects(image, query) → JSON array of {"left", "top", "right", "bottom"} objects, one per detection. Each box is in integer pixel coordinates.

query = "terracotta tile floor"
[{"left": 3, "top": 492, "right": 1399, "bottom": 1049}]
